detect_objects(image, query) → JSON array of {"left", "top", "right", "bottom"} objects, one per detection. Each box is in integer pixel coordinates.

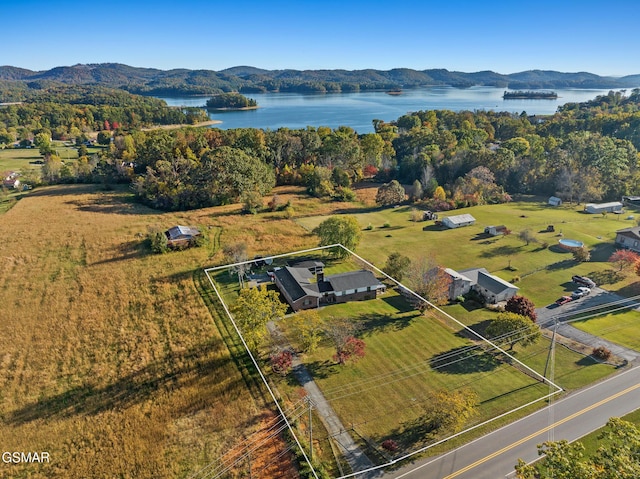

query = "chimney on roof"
[{"left": 316, "top": 266, "right": 324, "bottom": 283}]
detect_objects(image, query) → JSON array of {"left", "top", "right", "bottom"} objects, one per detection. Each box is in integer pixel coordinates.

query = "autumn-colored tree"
[
  {"left": 232, "top": 285, "right": 288, "bottom": 350},
  {"left": 381, "top": 439, "right": 399, "bottom": 453},
  {"left": 376, "top": 180, "right": 406, "bottom": 205},
  {"left": 592, "top": 346, "right": 612, "bottom": 361},
  {"left": 333, "top": 336, "right": 366, "bottom": 365},
  {"left": 505, "top": 295, "right": 537, "bottom": 322},
  {"left": 609, "top": 249, "right": 640, "bottom": 272},
  {"left": 405, "top": 256, "right": 452, "bottom": 307},
  {"left": 485, "top": 312, "right": 541, "bottom": 350},
  {"left": 324, "top": 317, "right": 362, "bottom": 364},
  {"left": 270, "top": 350, "right": 293, "bottom": 375},
  {"left": 433, "top": 185, "right": 446, "bottom": 201}
]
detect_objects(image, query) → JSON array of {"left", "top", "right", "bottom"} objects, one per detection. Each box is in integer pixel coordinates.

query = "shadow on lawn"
[
  {"left": 355, "top": 312, "right": 421, "bottom": 337},
  {"left": 67, "top": 194, "right": 157, "bottom": 216},
  {"left": 90, "top": 239, "right": 149, "bottom": 265},
  {"left": 589, "top": 269, "right": 625, "bottom": 286},
  {"left": 614, "top": 281, "right": 640, "bottom": 297},
  {"left": 290, "top": 360, "right": 337, "bottom": 385},
  {"left": 479, "top": 245, "right": 522, "bottom": 258},
  {"left": 430, "top": 345, "right": 499, "bottom": 374},
  {"left": 546, "top": 259, "right": 577, "bottom": 271},
  {"left": 8, "top": 339, "right": 235, "bottom": 424}
]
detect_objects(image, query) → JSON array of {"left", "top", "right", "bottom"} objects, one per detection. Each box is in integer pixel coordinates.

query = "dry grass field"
[{"left": 0, "top": 184, "right": 319, "bottom": 479}]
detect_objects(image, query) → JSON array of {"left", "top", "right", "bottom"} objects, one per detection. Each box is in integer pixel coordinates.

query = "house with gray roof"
[
  {"left": 615, "top": 226, "right": 640, "bottom": 253},
  {"left": 446, "top": 267, "right": 518, "bottom": 304},
  {"left": 164, "top": 225, "right": 201, "bottom": 248},
  {"left": 273, "top": 262, "right": 386, "bottom": 311}
]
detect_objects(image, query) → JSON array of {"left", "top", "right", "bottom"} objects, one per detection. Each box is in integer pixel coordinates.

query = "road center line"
[{"left": 442, "top": 382, "right": 640, "bottom": 479}]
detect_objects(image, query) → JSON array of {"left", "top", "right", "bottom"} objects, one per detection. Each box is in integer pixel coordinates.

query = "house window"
[
  {"left": 635, "top": 241, "right": 639, "bottom": 248},
  {"left": 619, "top": 237, "right": 625, "bottom": 244}
]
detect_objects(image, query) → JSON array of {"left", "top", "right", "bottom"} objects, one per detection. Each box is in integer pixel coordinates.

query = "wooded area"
[{"left": 2, "top": 87, "right": 640, "bottom": 213}]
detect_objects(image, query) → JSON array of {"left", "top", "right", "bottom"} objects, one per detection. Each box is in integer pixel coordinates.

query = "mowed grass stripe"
[{"left": 295, "top": 295, "right": 549, "bottom": 445}]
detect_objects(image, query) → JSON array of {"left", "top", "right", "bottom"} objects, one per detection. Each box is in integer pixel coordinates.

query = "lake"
[{"left": 158, "top": 87, "right": 616, "bottom": 133}]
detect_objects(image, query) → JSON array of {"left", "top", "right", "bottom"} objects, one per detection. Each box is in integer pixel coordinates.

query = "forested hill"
[{"left": 1, "top": 63, "right": 639, "bottom": 96}]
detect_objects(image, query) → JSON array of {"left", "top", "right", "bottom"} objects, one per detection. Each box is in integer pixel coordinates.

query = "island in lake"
[
  {"left": 206, "top": 92, "right": 258, "bottom": 110},
  {"left": 503, "top": 90, "right": 558, "bottom": 99}
]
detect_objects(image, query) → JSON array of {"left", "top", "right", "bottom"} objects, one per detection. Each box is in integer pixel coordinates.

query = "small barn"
[
  {"left": 164, "top": 225, "right": 202, "bottom": 248},
  {"left": 442, "top": 214, "right": 476, "bottom": 229},
  {"left": 484, "top": 225, "right": 508, "bottom": 236},
  {"left": 584, "top": 202, "right": 623, "bottom": 214},
  {"left": 548, "top": 196, "right": 562, "bottom": 206}
]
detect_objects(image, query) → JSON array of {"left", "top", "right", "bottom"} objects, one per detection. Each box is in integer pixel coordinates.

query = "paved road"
[{"left": 383, "top": 366, "right": 640, "bottom": 479}]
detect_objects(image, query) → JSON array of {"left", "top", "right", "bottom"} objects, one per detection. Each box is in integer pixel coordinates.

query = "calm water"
[{"left": 158, "top": 87, "right": 616, "bottom": 133}]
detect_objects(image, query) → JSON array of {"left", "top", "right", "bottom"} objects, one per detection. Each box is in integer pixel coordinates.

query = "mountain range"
[{"left": 1, "top": 63, "right": 639, "bottom": 96}]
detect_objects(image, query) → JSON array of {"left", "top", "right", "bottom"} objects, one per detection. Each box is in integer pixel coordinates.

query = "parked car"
[
  {"left": 555, "top": 296, "right": 573, "bottom": 305},
  {"left": 571, "top": 287, "right": 591, "bottom": 299},
  {"left": 572, "top": 275, "right": 596, "bottom": 288}
]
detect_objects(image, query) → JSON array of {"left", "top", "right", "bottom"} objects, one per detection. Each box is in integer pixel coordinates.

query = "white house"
[
  {"left": 458, "top": 267, "right": 519, "bottom": 304},
  {"left": 548, "top": 196, "right": 562, "bottom": 206},
  {"left": 442, "top": 214, "right": 476, "bottom": 229},
  {"left": 584, "top": 202, "right": 623, "bottom": 214}
]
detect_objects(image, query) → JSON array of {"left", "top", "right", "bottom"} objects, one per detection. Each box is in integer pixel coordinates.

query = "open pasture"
[
  {"left": 0, "top": 184, "right": 309, "bottom": 479},
  {"left": 296, "top": 197, "right": 639, "bottom": 306}
]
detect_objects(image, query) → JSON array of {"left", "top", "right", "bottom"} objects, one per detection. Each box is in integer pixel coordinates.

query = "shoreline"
[
  {"left": 141, "top": 119, "right": 222, "bottom": 131},
  {"left": 206, "top": 105, "right": 260, "bottom": 111}
]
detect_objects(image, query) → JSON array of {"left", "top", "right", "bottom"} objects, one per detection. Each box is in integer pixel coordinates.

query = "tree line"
[
  {"left": 0, "top": 85, "right": 209, "bottom": 143},
  {"left": 4, "top": 89, "right": 640, "bottom": 212}
]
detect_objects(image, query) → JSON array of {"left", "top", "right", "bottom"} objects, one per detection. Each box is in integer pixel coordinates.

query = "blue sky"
[{"left": 3, "top": 0, "right": 639, "bottom": 75}]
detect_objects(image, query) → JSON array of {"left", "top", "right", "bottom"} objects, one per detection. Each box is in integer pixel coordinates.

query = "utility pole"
[{"left": 308, "top": 396, "right": 313, "bottom": 462}]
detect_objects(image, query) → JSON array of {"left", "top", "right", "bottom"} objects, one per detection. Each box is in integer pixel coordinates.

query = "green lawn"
[
  {"left": 296, "top": 198, "right": 640, "bottom": 307},
  {"left": 0, "top": 143, "right": 103, "bottom": 175},
  {"left": 572, "top": 311, "right": 640, "bottom": 352},
  {"left": 0, "top": 147, "right": 43, "bottom": 173},
  {"left": 443, "top": 304, "right": 615, "bottom": 391},
  {"left": 279, "top": 291, "right": 551, "bottom": 451},
  {"left": 208, "top": 246, "right": 617, "bottom": 465}
]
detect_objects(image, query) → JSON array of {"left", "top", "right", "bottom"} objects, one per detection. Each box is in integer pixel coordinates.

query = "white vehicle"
[{"left": 571, "top": 287, "right": 591, "bottom": 299}]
